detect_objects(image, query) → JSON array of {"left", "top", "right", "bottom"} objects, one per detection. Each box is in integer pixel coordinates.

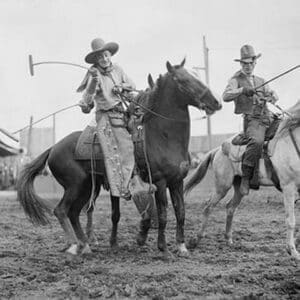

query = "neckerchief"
[{"left": 76, "top": 63, "right": 114, "bottom": 93}]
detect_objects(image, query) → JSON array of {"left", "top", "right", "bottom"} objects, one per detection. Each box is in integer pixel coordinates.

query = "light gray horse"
[{"left": 185, "top": 100, "right": 300, "bottom": 260}]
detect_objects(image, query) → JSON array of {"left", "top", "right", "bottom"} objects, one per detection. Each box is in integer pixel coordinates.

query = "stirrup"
[{"left": 121, "top": 190, "right": 132, "bottom": 201}]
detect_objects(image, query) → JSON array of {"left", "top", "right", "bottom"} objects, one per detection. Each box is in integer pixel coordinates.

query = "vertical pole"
[
  {"left": 52, "top": 114, "right": 56, "bottom": 193},
  {"left": 52, "top": 114, "right": 56, "bottom": 144},
  {"left": 27, "top": 116, "right": 33, "bottom": 158},
  {"left": 203, "top": 35, "right": 212, "bottom": 150}
]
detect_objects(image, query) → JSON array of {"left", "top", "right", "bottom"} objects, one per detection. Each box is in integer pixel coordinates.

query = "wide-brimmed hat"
[
  {"left": 85, "top": 38, "right": 119, "bottom": 64},
  {"left": 234, "top": 45, "right": 261, "bottom": 63}
]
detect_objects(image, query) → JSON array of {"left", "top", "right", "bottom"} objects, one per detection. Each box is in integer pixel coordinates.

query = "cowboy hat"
[
  {"left": 85, "top": 38, "right": 119, "bottom": 64},
  {"left": 234, "top": 44, "right": 261, "bottom": 63}
]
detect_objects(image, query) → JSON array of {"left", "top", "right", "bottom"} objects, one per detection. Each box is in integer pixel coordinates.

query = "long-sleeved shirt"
[
  {"left": 81, "top": 63, "right": 136, "bottom": 111},
  {"left": 223, "top": 70, "right": 278, "bottom": 103}
]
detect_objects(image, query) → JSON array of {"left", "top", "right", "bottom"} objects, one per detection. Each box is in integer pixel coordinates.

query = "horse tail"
[
  {"left": 17, "top": 148, "right": 52, "bottom": 226},
  {"left": 184, "top": 147, "right": 218, "bottom": 194}
]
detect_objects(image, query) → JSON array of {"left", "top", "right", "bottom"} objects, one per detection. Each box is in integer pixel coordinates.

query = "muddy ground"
[{"left": 1, "top": 171, "right": 300, "bottom": 299}]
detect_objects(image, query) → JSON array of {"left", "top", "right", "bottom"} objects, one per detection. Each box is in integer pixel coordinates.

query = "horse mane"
[
  {"left": 134, "top": 74, "right": 166, "bottom": 122},
  {"left": 275, "top": 100, "right": 300, "bottom": 138},
  {"left": 134, "top": 63, "right": 185, "bottom": 122}
]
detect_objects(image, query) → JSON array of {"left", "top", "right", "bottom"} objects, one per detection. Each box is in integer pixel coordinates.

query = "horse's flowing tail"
[
  {"left": 17, "top": 148, "right": 52, "bottom": 226},
  {"left": 184, "top": 148, "right": 218, "bottom": 194}
]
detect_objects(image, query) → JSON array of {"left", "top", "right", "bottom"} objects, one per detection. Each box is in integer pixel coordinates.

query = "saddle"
[
  {"left": 231, "top": 114, "right": 281, "bottom": 146},
  {"left": 74, "top": 115, "right": 150, "bottom": 182},
  {"left": 229, "top": 115, "right": 282, "bottom": 191}
]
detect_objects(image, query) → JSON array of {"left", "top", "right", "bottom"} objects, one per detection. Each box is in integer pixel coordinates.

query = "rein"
[
  {"left": 118, "top": 92, "right": 190, "bottom": 123},
  {"left": 119, "top": 75, "right": 210, "bottom": 123}
]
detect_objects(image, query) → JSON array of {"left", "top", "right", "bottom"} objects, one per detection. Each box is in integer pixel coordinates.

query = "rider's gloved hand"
[
  {"left": 89, "top": 67, "right": 100, "bottom": 82},
  {"left": 78, "top": 99, "right": 94, "bottom": 114},
  {"left": 242, "top": 87, "right": 256, "bottom": 97},
  {"left": 112, "top": 85, "right": 123, "bottom": 95}
]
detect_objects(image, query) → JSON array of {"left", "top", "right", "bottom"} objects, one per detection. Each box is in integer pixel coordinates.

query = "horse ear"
[
  {"left": 166, "top": 61, "right": 174, "bottom": 73},
  {"left": 180, "top": 57, "right": 186, "bottom": 67},
  {"left": 148, "top": 73, "right": 154, "bottom": 89}
]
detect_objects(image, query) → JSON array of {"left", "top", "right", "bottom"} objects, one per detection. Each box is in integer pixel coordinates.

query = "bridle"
[
  {"left": 171, "top": 74, "right": 211, "bottom": 111},
  {"left": 120, "top": 75, "right": 211, "bottom": 123}
]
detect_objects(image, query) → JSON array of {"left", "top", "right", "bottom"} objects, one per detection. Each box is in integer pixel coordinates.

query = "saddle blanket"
[
  {"left": 222, "top": 135, "right": 281, "bottom": 190},
  {"left": 74, "top": 126, "right": 103, "bottom": 160}
]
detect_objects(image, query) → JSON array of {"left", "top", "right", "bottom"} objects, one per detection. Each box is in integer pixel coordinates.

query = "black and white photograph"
[{"left": 0, "top": 0, "right": 300, "bottom": 299}]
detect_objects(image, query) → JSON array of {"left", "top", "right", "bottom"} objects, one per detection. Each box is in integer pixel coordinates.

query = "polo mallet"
[
  {"left": 254, "top": 64, "right": 300, "bottom": 118},
  {"left": 28, "top": 54, "right": 90, "bottom": 76},
  {"left": 0, "top": 128, "right": 19, "bottom": 142}
]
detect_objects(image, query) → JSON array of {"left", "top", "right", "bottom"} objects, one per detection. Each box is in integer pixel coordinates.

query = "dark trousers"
[{"left": 242, "top": 117, "right": 268, "bottom": 178}]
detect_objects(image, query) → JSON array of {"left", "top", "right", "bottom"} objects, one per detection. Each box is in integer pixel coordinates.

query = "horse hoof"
[
  {"left": 226, "top": 238, "right": 233, "bottom": 246},
  {"left": 88, "top": 234, "right": 99, "bottom": 246},
  {"left": 110, "top": 243, "right": 119, "bottom": 253},
  {"left": 162, "top": 250, "right": 175, "bottom": 262},
  {"left": 81, "top": 244, "right": 92, "bottom": 255},
  {"left": 177, "top": 243, "right": 190, "bottom": 257},
  {"left": 110, "top": 237, "right": 119, "bottom": 249},
  {"left": 187, "top": 237, "right": 199, "bottom": 249},
  {"left": 293, "top": 253, "right": 300, "bottom": 261},
  {"left": 66, "top": 244, "right": 79, "bottom": 255},
  {"left": 197, "top": 233, "right": 205, "bottom": 241},
  {"left": 287, "top": 246, "right": 300, "bottom": 260},
  {"left": 137, "top": 233, "right": 147, "bottom": 246},
  {"left": 178, "top": 250, "right": 190, "bottom": 258}
]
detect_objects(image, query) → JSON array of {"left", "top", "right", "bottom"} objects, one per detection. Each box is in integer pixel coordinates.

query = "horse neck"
[{"left": 146, "top": 85, "right": 191, "bottom": 150}]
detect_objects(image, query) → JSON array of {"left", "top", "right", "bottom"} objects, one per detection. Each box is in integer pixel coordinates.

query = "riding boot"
[{"left": 240, "top": 165, "right": 254, "bottom": 196}]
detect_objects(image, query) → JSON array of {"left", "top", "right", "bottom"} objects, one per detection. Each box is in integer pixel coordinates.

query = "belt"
[{"left": 99, "top": 102, "right": 124, "bottom": 113}]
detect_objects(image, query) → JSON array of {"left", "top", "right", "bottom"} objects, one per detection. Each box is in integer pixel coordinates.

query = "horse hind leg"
[
  {"left": 196, "top": 188, "right": 228, "bottom": 244},
  {"left": 225, "top": 176, "right": 243, "bottom": 244},
  {"left": 53, "top": 188, "right": 82, "bottom": 255},
  {"left": 68, "top": 185, "right": 96, "bottom": 255},
  {"left": 68, "top": 207, "right": 92, "bottom": 255}
]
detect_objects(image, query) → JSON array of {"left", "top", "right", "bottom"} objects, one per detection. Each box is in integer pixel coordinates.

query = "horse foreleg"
[
  {"left": 86, "top": 179, "right": 101, "bottom": 245},
  {"left": 136, "top": 210, "right": 152, "bottom": 246},
  {"left": 169, "top": 181, "right": 189, "bottom": 257},
  {"left": 110, "top": 195, "right": 120, "bottom": 249},
  {"left": 282, "top": 183, "right": 300, "bottom": 260},
  {"left": 86, "top": 205, "right": 99, "bottom": 245},
  {"left": 225, "top": 176, "right": 243, "bottom": 244}
]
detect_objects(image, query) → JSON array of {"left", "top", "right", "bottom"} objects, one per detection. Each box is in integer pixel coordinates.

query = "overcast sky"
[{"left": 1, "top": 0, "right": 300, "bottom": 143}]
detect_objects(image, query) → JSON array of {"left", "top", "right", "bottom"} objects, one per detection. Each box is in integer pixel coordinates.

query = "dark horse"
[{"left": 17, "top": 59, "right": 221, "bottom": 257}]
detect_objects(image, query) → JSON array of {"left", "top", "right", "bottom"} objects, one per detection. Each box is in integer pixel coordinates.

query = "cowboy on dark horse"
[
  {"left": 77, "top": 38, "right": 137, "bottom": 201},
  {"left": 223, "top": 45, "right": 279, "bottom": 195}
]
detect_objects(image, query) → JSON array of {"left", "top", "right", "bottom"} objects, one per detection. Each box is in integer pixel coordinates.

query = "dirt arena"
[{"left": 1, "top": 171, "right": 300, "bottom": 299}]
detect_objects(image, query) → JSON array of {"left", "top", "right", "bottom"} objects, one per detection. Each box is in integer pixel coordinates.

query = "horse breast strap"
[{"left": 131, "top": 116, "right": 152, "bottom": 182}]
